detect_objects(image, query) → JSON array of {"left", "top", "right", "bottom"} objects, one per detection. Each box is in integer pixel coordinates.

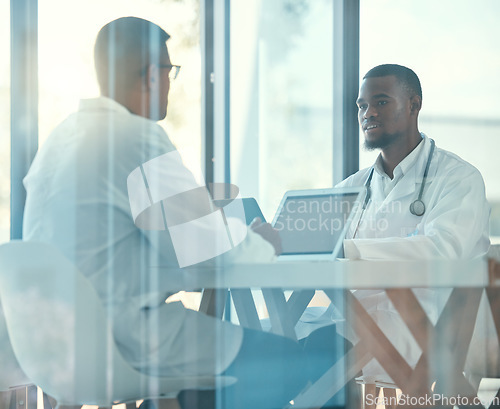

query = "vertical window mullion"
[
  {"left": 201, "top": 0, "right": 215, "bottom": 186},
  {"left": 10, "top": 0, "right": 38, "bottom": 239},
  {"left": 333, "top": 0, "right": 359, "bottom": 184},
  {"left": 342, "top": 0, "right": 360, "bottom": 179}
]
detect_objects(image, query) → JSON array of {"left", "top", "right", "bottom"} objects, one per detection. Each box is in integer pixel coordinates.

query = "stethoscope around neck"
[{"left": 352, "top": 138, "right": 436, "bottom": 238}]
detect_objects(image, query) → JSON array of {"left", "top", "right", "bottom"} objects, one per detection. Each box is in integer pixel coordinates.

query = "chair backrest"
[{"left": 0, "top": 241, "right": 231, "bottom": 406}]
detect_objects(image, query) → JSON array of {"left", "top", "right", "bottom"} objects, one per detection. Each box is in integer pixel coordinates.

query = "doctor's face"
[{"left": 356, "top": 75, "right": 414, "bottom": 150}]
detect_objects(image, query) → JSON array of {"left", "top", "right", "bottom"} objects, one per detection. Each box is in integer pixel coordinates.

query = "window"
[
  {"left": 359, "top": 0, "right": 500, "bottom": 240},
  {"left": 229, "top": 0, "right": 336, "bottom": 220},
  {"left": 0, "top": 0, "right": 9, "bottom": 242},
  {"left": 38, "top": 0, "right": 201, "bottom": 173}
]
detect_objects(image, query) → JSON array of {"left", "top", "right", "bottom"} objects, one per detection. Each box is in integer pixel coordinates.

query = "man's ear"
[
  {"left": 410, "top": 95, "right": 422, "bottom": 115},
  {"left": 146, "top": 64, "right": 159, "bottom": 91}
]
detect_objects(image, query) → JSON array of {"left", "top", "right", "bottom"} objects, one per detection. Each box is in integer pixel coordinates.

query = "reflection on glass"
[{"left": 231, "top": 0, "right": 334, "bottom": 220}]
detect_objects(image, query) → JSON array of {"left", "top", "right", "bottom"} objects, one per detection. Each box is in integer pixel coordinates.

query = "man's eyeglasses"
[{"left": 159, "top": 64, "right": 181, "bottom": 81}]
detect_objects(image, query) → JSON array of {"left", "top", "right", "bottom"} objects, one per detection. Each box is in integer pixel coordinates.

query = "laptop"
[{"left": 271, "top": 187, "right": 364, "bottom": 261}]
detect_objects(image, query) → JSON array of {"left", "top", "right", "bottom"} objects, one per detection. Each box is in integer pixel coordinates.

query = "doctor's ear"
[
  {"left": 146, "top": 64, "right": 160, "bottom": 90},
  {"left": 410, "top": 95, "right": 422, "bottom": 114}
]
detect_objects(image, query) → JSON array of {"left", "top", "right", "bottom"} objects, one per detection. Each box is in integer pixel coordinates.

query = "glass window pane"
[{"left": 230, "top": 0, "right": 334, "bottom": 220}]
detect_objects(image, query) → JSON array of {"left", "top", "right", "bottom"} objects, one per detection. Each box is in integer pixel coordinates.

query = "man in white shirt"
[
  {"left": 23, "top": 17, "right": 347, "bottom": 409},
  {"left": 335, "top": 64, "right": 491, "bottom": 384}
]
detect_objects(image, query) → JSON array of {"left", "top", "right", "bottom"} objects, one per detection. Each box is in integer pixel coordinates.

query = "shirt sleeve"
[{"left": 126, "top": 132, "right": 275, "bottom": 273}]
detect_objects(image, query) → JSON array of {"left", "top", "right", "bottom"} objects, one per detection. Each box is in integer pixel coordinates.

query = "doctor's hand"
[{"left": 250, "top": 217, "right": 282, "bottom": 256}]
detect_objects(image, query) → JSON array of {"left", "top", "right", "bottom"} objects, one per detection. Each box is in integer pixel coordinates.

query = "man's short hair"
[
  {"left": 363, "top": 64, "right": 422, "bottom": 100},
  {"left": 94, "top": 17, "right": 170, "bottom": 94}
]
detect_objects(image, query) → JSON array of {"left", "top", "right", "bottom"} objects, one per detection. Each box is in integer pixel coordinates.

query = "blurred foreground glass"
[
  {"left": 230, "top": 0, "right": 334, "bottom": 220},
  {"left": 0, "top": 1, "right": 10, "bottom": 243}
]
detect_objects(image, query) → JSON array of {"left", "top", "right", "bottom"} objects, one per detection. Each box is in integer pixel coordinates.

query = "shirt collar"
[
  {"left": 373, "top": 133, "right": 428, "bottom": 179},
  {"left": 78, "top": 96, "right": 131, "bottom": 115}
]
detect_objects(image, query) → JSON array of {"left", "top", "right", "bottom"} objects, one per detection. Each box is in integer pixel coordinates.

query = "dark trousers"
[{"left": 178, "top": 324, "right": 350, "bottom": 409}]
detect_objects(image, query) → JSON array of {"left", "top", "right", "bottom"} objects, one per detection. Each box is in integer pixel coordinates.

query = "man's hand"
[{"left": 250, "top": 217, "right": 282, "bottom": 256}]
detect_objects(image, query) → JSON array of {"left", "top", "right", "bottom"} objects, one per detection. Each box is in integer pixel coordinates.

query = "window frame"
[{"left": 10, "top": 0, "right": 360, "bottom": 237}]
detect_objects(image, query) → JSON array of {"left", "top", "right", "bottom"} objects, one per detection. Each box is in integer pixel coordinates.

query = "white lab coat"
[
  {"left": 23, "top": 97, "right": 275, "bottom": 376},
  {"left": 339, "top": 134, "right": 490, "bottom": 259},
  {"left": 335, "top": 134, "right": 491, "bottom": 382}
]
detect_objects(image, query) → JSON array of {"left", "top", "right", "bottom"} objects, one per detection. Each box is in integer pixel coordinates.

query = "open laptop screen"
[{"left": 272, "top": 192, "right": 360, "bottom": 255}]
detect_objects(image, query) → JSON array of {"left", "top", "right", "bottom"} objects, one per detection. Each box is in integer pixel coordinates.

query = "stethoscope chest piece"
[
  {"left": 409, "top": 199, "right": 425, "bottom": 217},
  {"left": 361, "top": 138, "right": 435, "bottom": 221}
]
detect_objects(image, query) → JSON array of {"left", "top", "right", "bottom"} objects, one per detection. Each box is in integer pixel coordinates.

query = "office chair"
[{"left": 0, "top": 241, "right": 234, "bottom": 409}]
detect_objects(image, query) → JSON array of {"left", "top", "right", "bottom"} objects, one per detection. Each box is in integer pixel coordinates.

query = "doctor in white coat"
[{"left": 335, "top": 64, "right": 490, "bottom": 383}]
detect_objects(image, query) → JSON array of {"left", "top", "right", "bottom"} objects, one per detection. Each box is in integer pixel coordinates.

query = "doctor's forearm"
[{"left": 343, "top": 236, "right": 452, "bottom": 260}]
